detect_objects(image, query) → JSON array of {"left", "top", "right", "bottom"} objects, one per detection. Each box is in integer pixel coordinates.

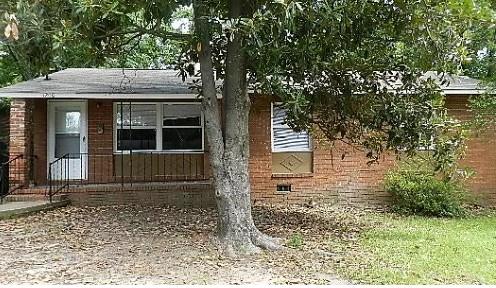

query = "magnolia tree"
[{"left": 2, "top": 0, "right": 490, "bottom": 253}]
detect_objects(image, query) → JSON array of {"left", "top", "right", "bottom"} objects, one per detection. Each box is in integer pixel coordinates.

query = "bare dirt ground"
[{"left": 0, "top": 204, "right": 365, "bottom": 284}]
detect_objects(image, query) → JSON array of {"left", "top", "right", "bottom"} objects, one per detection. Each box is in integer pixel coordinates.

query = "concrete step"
[{"left": 0, "top": 198, "right": 70, "bottom": 220}]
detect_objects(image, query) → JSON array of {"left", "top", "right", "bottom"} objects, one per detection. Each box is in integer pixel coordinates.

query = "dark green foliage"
[
  {"left": 385, "top": 156, "right": 467, "bottom": 217},
  {"left": 0, "top": 0, "right": 190, "bottom": 84},
  {"left": 241, "top": 0, "right": 469, "bottom": 162},
  {"left": 0, "top": 99, "right": 9, "bottom": 114},
  {"left": 2, "top": 0, "right": 487, "bottom": 163}
]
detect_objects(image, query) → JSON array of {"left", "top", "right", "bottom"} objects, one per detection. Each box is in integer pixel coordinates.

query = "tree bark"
[{"left": 193, "top": 0, "right": 281, "bottom": 254}]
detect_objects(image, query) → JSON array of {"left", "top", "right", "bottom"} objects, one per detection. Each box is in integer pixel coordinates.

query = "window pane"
[
  {"left": 163, "top": 128, "right": 202, "bottom": 150},
  {"left": 116, "top": 104, "right": 156, "bottom": 127},
  {"left": 55, "top": 134, "right": 80, "bottom": 158},
  {"left": 117, "top": 129, "right": 156, "bottom": 150},
  {"left": 272, "top": 105, "right": 311, "bottom": 151},
  {"left": 163, "top": 104, "right": 201, "bottom": 126},
  {"left": 55, "top": 109, "right": 80, "bottom": 134}
]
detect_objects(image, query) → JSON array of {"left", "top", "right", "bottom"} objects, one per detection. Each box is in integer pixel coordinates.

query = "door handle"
[{"left": 82, "top": 136, "right": 86, "bottom": 143}]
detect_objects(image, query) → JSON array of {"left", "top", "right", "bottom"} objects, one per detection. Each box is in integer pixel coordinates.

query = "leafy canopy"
[{"left": 2, "top": 0, "right": 493, "bottom": 163}]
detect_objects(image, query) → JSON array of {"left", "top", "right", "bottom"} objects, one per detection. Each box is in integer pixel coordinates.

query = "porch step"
[
  {"left": 0, "top": 198, "right": 70, "bottom": 220},
  {"left": 1, "top": 193, "right": 68, "bottom": 203}
]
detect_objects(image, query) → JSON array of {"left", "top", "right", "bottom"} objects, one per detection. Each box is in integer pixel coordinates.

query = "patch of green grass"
[
  {"left": 287, "top": 233, "right": 304, "bottom": 248},
  {"left": 336, "top": 213, "right": 496, "bottom": 284}
]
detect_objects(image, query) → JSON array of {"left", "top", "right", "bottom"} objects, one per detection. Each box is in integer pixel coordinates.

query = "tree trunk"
[{"left": 193, "top": 0, "right": 281, "bottom": 254}]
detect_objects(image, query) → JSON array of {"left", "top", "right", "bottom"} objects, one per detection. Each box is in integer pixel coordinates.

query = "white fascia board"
[
  {"left": 0, "top": 89, "right": 489, "bottom": 99},
  {"left": 0, "top": 93, "right": 223, "bottom": 99},
  {"left": 441, "top": 89, "right": 490, "bottom": 95}
]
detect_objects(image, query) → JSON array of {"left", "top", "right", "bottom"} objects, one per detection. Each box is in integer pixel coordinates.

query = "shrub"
[{"left": 384, "top": 157, "right": 467, "bottom": 217}]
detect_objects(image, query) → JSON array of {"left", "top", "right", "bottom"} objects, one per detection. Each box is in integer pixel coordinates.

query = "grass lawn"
[{"left": 334, "top": 212, "right": 496, "bottom": 284}]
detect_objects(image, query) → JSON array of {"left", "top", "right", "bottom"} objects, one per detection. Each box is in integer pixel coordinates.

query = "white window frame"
[
  {"left": 113, "top": 102, "right": 204, "bottom": 154},
  {"left": 271, "top": 102, "right": 312, "bottom": 152}
]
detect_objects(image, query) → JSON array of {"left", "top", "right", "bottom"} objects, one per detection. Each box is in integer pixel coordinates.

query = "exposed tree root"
[
  {"left": 251, "top": 229, "right": 282, "bottom": 251},
  {"left": 216, "top": 228, "right": 283, "bottom": 257}
]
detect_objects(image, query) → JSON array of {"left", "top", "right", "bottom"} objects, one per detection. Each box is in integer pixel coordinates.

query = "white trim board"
[
  {"left": 0, "top": 93, "right": 223, "bottom": 99},
  {"left": 0, "top": 89, "right": 488, "bottom": 99}
]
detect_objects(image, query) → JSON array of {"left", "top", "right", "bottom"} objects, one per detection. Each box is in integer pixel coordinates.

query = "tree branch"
[
  {"left": 6, "top": 44, "right": 33, "bottom": 80},
  {"left": 94, "top": 26, "right": 193, "bottom": 41}
]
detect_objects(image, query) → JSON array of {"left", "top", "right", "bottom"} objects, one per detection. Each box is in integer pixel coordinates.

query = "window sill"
[
  {"left": 271, "top": 173, "right": 314, "bottom": 179},
  {"left": 274, "top": 191, "right": 291, "bottom": 195}
]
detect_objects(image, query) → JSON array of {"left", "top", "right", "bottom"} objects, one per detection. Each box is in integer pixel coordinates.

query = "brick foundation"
[{"left": 67, "top": 181, "right": 214, "bottom": 207}]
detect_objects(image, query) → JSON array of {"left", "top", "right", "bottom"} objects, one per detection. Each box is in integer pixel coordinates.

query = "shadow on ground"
[{"left": 0, "top": 204, "right": 367, "bottom": 284}]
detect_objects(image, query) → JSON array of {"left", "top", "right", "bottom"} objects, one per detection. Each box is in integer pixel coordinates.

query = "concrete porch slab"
[{"left": 0, "top": 199, "right": 70, "bottom": 220}]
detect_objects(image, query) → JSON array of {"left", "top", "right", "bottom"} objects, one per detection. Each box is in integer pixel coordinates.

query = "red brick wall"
[
  {"left": 32, "top": 99, "right": 47, "bottom": 185},
  {"left": 248, "top": 95, "right": 395, "bottom": 206},
  {"left": 9, "top": 99, "right": 33, "bottom": 184},
  {"left": 248, "top": 95, "right": 496, "bottom": 206},
  {"left": 87, "top": 100, "right": 114, "bottom": 182},
  {"left": 446, "top": 95, "right": 496, "bottom": 205},
  {"left": 10, "top": 95, "right": 496, "bottom": 207}
]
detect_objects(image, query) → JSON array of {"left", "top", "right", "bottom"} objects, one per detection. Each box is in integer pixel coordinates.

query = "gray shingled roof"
[
  {"left": 0, "top": 68, "right": 200, "bottom": 99},
  {"left": 0, "top": 68, "right": 486, "bottom": 99},
  {"left": 423, "top": 71, "right": 483, "bottom": 93}
]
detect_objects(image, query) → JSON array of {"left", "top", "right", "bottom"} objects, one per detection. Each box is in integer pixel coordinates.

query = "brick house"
[{"left": 0, "top": 68, "right": 494, "bottom": 206}]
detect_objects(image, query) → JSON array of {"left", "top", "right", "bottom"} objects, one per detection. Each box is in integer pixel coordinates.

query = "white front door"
[{"left": 48, "top": 101, "right": 88, "bottom": 180}]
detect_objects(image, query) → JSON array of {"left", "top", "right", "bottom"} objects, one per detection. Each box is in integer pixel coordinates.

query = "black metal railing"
[
  {"left": 47, "top": 152, "right": 207, "bottom": 199},
  {"left": 111, "top": 151, "right": 207, "bottom": 184},
  {"left": 47, "top": 154, "right": 70, "bottom": 203},
  {"left": 0, "top": 154, "right": 26, "bottom": 203}
]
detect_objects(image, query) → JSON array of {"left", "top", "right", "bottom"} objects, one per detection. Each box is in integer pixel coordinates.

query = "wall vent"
[{"left": 276, "top": 184, "right": 291, "bottom": 193}]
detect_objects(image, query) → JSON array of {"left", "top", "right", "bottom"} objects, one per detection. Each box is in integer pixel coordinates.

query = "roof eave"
[{"left": 0, "top": 92, "right": 224, "bottom": 99}]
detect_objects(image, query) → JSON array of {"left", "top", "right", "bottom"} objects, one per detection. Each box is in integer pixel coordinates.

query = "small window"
[
  {"left": 55, "top": 108, "right": 81, "bottom": 158},
  {"left": 276, "top": 184, "right": 291, "bottom": 193},
  {"left": 116, "top": 104, "right": 157, "bottom": 151},
  {"left": 272, "top": 104, "right": 311, "bottom": 152},
  {"left": 162, "top": 104, "right": 203, "bottom": 151}
]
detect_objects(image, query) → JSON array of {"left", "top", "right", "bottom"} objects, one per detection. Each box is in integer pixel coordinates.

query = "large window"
[
  {"left": 271, "top": 104, "right": 311, "bottom": 152},
  {"left": 115, "top": 102, "right": 203, "bottom": 152}
]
